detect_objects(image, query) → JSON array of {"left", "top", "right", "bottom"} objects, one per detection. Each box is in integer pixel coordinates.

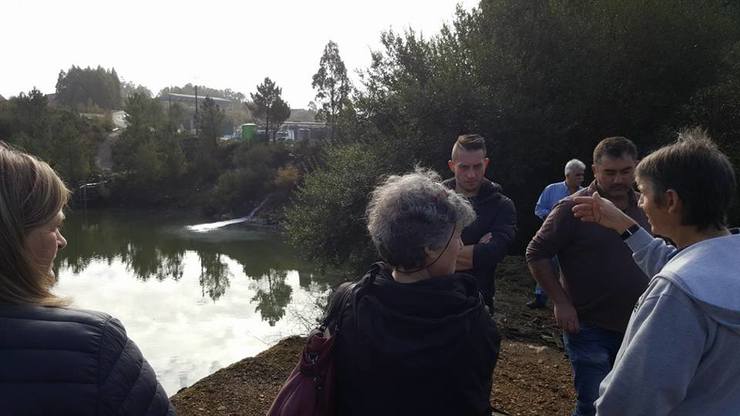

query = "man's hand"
[
  {"left": 528, "top": 258, "right": 578, "bottom": 332},
  {"left": 572, "top": 192, "right": 636, "bottom": 233},
  {"left": 478, "top": 232, "right": 492, "bottom": 244},
  {"left": 554, "top": 301, "right": 580, "bottom": 333}
]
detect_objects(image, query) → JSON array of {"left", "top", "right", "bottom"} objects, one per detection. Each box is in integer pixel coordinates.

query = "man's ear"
[
  {"left": 483, "top": 157, "right": 490, "bottom": 170},
  {"left": 592, "top": 164, "right": 598, "bottom": 176},
  {"left": 448, "top": 159, "right": 455, "bottom": 172},
  {"left": 665, "top": 189, "right": 682, "bottom": 214}
]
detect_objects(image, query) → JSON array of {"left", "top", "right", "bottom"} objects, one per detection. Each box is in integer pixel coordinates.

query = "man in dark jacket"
[{"left": 444, "top": 134, "right": 517, "bottom": 311}]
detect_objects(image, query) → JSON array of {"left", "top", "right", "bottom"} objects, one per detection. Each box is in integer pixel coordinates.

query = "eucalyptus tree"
[{"left": 312, "top": 41, "right": 352, "bottom": 140}]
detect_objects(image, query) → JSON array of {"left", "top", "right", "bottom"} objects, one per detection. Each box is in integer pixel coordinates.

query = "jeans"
[
  {"left": 563, "top": 324, "right": 623, "bottom": 416},
  {"left": 534, "top": 284, "right": 548, "bottom": 301}
]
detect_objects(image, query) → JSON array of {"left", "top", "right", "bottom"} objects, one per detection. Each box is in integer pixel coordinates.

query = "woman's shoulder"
[
  {"left": 0, "top": 304, "right": 128, "bottom": 349},
  {"left": 0, "top": 304, "right": 115, "bottom": 329}
]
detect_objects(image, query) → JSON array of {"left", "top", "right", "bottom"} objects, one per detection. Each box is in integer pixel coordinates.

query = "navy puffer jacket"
[{"left": 0, "top": 304, "right": 175, "bottom": 415}]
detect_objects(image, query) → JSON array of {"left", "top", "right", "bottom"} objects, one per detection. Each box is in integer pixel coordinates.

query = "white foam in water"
[
  {"left": 185, "top": 195, "right": 272, "bottom": 233},
  {"left": 186, "top": 217, "right": 249, "bottom": 233}
]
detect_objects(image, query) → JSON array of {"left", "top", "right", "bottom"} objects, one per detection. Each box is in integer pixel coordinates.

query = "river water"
[{"left": 52, "top": 209, "right": 341, "bottom": 395}]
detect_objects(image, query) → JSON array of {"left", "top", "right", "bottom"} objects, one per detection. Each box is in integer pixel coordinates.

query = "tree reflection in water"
[
  {"left": 198, "top": 252, "right": 231, "bottom": 301},
  {"left": 251, "top": 269, "right": 292, "bottom": 326},
  {"left": 56, "top": 210, "right": 343, "bottom": 325}
]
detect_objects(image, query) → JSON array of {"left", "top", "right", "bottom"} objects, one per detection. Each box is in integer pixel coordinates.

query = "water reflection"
[
  {"left": 198, "top": 252, "right": 231, "bottom": 301},
  {"left": 53, "top": 209, "right": 345, "bottom": 393},
  {"left": 252, "top": 269, "right": 293, "bottom": 326},
  {"left": 58, "top": 209, "right": 339, "bottom": 312}
]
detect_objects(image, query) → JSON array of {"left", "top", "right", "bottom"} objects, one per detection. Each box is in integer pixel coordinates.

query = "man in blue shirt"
[{"left": 528, "top": 158, "right": 586, "bottom": 308}]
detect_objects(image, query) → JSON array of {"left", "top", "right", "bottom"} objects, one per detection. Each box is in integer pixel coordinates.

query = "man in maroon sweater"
[{"left": 526, "top": 137, "right": 649, "bottom": 416}]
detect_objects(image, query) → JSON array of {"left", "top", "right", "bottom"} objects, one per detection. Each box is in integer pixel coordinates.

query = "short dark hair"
[
  {"left": 636, "top": 128, "right": 736, "bottom": 231},
  {"left": 593, "top": 136, "right": 638, "bottom": 164},
  {"left": 452, "top": 134, "right": 487, "bottom": 157}
]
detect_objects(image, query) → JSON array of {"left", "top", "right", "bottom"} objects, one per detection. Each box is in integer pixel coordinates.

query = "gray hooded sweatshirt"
[{"left": 595, "top": 228, "right": 740, "bottom": 416}]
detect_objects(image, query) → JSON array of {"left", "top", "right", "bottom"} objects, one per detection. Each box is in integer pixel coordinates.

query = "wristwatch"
[{"left": 620, "top": 224, "right": 640, "bottom": 240}]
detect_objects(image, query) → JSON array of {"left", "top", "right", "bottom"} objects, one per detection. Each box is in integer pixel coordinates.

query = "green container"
[{"left": 240, "top": 123, "right": 257, "bottom": 141}]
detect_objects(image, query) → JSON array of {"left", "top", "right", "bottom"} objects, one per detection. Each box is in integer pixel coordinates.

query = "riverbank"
[{"left": 171, "top": 256, "right": 576, "bottom": 415}]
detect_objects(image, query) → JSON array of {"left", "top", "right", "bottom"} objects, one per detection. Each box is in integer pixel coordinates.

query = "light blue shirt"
[{"left": 534, "top": 181, "right": 580, "bottom": 219}]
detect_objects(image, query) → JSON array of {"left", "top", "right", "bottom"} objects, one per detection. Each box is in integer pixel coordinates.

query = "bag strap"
[
  {"left": 322, "top": 282, "right": 355, "bottom": 331},
  {"left": 322, "top": 262, "right": 383, "bottom": 332}
]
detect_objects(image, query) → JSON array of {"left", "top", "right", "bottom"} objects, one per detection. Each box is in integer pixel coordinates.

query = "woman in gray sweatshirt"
[{"left": 572, "top": 129, "right": 740, "bottom": 416}]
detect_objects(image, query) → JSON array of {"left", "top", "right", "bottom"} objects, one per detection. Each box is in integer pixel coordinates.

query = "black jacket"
[
  {"left": 0, "top": 304, "right": 175, "bottom": 415},
  {"left": 334, "top": 263, "right": 501, "bottom": 416},
  {"left": 443, "top": 178, "right": 517, "bottom": 301}
]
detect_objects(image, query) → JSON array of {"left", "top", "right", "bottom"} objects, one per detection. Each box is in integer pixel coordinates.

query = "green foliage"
[
  {"left": 683, "top": 41, "right": 740, "bottom": 222},
  {"left": 56, "top": 66, "right": 122, "bottom": 110},
  {"left": 0, "top": 88, "right": 103, "bottom": 185},
  {"left": 113, "top": 93, "right": 186, "bottom": 191},
  {"left": 271, "top": 97, "right": 291, "bottom": 136},
  {"left": 109, "top": 92, "right": 297, "bottom": 211},
  {"left": 167, "top": 102, "right": 188, "bottom": 132},
  {"left": 194, "top": 97, "right": 226, "bottom": 178},
  {"left": 124, "top": 92, "right": 165, "bottom": 132},
  {"left": 284, "top": 143, "right": 392, "bottom": 270},
  {"left": 120, "top": 80, "right": 152, "bottom": 100},
  {"left": 287, "top": 0, "right": 740, "bottom": 266},
  {"left": 211, "top": 142, "right": 293, "bottom": 212},
  {"left": 248, "top": 77, "right": 292, "bottom": 140},
  {"left": 312, "top": 41, "right": 352, "bottom": 138}
]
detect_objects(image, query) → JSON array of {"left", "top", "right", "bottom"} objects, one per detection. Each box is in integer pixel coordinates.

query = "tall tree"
[
  {"left": 114, "top": 93, "right": 165, "bottom": 183},
  {"left": 193, "top": 97, "right": 225, "bottom": 179},
  {"left": 56, "top": 66, "right": 122, "bottom": 110},
  {"left": 114, "top": 93, "right": 186, "bottom": 186},
  {"left": 120, "top": 80, "right": 152, "bottom": 100},
  {"left": 270, "top": 96, "right": 291, "bottom": 139},
  {"left": 2, "top": 88, "right": 103, "bottom": 185},
  {"left": 286, "top": 0, "right": 740, "bottom": 271},
  {"left": 312, "top": 41, "right": 352, "bottom": 139},
  {"left": 198, "top": 97, "right": 225, "bottom": 147},
  {"left": 248, "top": 77, "right": 291, "bottom": 141}
]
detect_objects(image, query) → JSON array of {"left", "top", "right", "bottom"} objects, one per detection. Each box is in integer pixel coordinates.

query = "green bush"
[
  {"left": 285, "top": 0, "right": 740, "bottom": 266},
  {"left": 284, "top": 143, "right": 393, "bottom": 271}
]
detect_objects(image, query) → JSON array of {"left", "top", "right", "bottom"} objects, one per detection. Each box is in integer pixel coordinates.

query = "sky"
[{"left": 1, "top": 0, "right": 479, "bottom": 108}]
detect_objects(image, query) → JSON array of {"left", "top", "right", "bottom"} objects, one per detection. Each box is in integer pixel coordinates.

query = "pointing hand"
[{"left": 572, "top": 192, "right": 636, "bottom": 233}]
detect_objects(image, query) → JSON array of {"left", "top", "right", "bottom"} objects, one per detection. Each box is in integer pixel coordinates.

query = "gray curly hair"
[{"left": 366, "top": 167, "right": 476, "bottom": 270}]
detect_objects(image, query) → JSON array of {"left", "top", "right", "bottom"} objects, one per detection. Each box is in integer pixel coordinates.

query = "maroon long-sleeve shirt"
[{"left": 526, "top": 181, "right": 650, "bottom": 333}]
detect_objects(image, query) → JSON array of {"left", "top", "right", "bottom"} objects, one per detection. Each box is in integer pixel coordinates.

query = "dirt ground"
[{"left": 171, "top": 256, "right": 576, "bottom": 415}]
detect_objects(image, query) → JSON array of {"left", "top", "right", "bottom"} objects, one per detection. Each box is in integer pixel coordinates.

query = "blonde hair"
[{"left": 0, "top": 142, "right": 70, "bottom": 306}]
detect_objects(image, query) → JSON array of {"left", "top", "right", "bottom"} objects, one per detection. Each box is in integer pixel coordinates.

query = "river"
[{"left": 52, "top": 209, "right": 341, "bottom": 395}]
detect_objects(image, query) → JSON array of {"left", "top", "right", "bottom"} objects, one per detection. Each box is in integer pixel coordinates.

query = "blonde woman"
[{"left": 0, "top": 142, "right": 174, "bottom": 415}]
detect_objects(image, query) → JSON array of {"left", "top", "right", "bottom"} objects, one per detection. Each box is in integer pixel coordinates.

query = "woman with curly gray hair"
[{"left": 333, "top": 168, "right": 501, "bottom": 416}]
